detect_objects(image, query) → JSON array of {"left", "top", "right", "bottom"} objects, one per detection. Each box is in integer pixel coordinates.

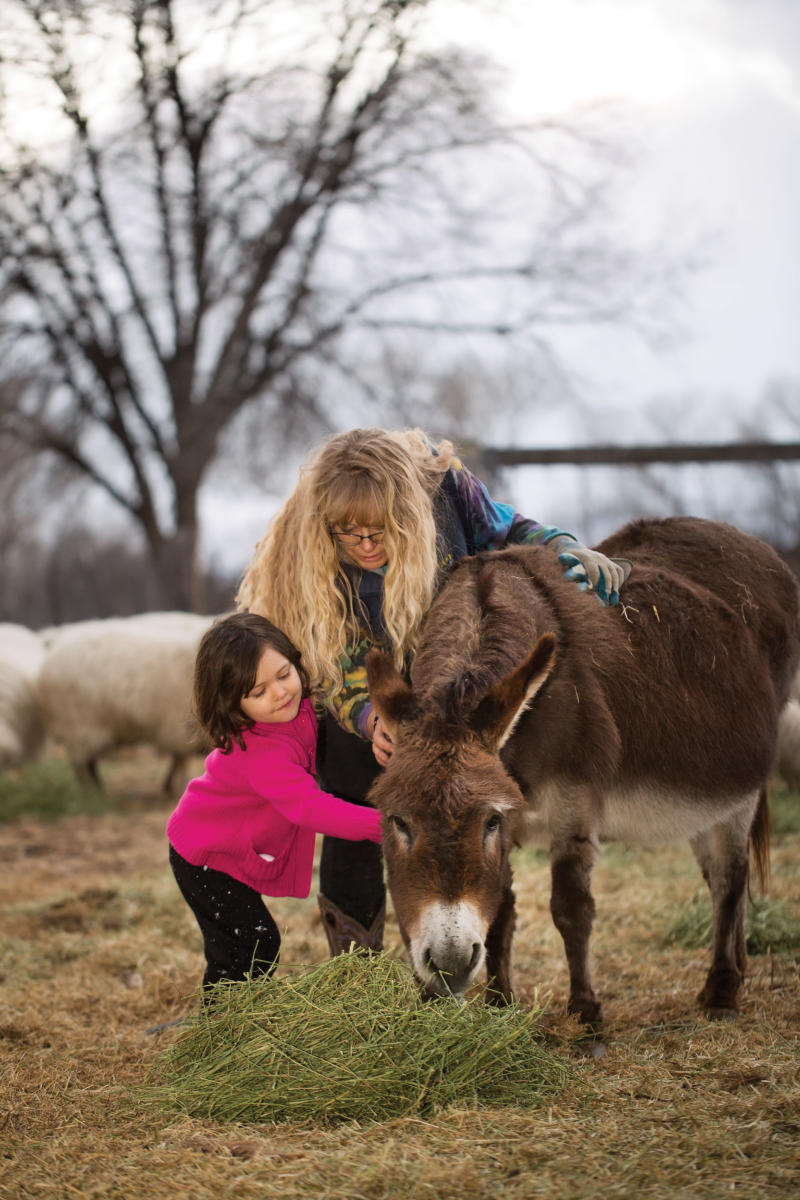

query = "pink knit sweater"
[{"left": 167, "top": 698, "right": 382, "bottom": 897}]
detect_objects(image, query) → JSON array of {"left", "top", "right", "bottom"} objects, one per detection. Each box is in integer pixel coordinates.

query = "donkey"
[{"left": 366, "top": 517, "right": 800, "bottom": 1025}]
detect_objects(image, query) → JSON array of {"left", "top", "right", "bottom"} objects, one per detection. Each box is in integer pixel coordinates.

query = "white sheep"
[
  {"left": 39, "top": 609, "right": 213, "bottom": 647},
  {"left": 777, "top": 699, "right": 800, "bottom": 787},
  {"left": 36, "top": 612, "right": 215, "bottom": 795},
  {"left": 0, "top": 623, "right": 46, "bottom": 769},
  {"left": 0, "top": 622, "right": 45, "bottom": 678},
  {"left": 776, "top": 640, "right": 800, "bottom": 794}
]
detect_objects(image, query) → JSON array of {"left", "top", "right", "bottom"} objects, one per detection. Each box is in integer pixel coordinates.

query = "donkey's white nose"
[
  {"left": 411, "top": 900, "right": 487, "bottom": 995},
  {"left": 424, "top": 941, "right": 483, "bottom": 995}
]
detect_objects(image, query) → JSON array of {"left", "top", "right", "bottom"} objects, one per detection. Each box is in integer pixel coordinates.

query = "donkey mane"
[
  {"left": 423, "top": 553, "right": 558, "bottom": 728},
  {"left": 439, "top": 671, "right": 484, "bottom": 724}
]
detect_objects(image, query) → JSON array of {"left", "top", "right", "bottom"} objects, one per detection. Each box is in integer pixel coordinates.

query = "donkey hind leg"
[
  {"left": 484, "top": 880, "right": 516, "bottom": 1006},
  {"left": 690, "top": 798, "right": 756, "bottom": 1018},
  {"left": 550, "top": 833, "right": 601, "bottom": 1027}
]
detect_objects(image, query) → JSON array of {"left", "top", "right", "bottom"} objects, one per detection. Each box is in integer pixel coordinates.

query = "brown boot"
[{"left": 317, "top": 893, "right": 386, "bottom": 956}]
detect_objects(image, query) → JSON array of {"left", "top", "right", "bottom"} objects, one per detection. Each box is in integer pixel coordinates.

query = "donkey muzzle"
[{"left": 410, "top": 900, "right": 487, "bottom": 996}]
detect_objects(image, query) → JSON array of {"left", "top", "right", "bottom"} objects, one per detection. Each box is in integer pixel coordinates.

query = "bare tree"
[{"left": 0, "top": 0, "right": 686, "bottom": 609}]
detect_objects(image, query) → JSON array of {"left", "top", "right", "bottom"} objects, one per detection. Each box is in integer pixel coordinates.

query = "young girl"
[{"left": 167, "top": 611, "right": 382, "bottom": 989}]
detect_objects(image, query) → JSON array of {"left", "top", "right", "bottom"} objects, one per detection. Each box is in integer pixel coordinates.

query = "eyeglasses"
[{"left": 330, "top": 527, "right": 386, "bottom": 547}]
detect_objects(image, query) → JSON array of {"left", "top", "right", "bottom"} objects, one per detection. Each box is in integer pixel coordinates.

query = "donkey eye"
[
  {"left": 391, "top": 815, "right": 411, "bottom": 838},
  {"left": 485, "top": 813, "right": 502, "bottom": 834}
]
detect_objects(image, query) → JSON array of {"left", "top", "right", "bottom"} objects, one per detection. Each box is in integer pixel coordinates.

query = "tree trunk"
[{"left": 150, "top": 524, "right": 206, "bottom": 613}]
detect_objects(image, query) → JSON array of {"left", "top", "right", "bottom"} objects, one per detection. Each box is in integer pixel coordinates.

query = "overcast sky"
[
  {"left": 201, "top": 0, "right": 800, "bottom": 568},
  {"left": 7, "top": 0, "right": 797, "bottom": 565},
  {"left": 456, "top": 0, "right": 800, "bottom": 430}
]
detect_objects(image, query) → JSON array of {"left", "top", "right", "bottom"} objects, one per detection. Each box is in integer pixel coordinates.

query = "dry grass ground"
[{"left": 1, "top": 750, "right": 799, "bottom": 1200}]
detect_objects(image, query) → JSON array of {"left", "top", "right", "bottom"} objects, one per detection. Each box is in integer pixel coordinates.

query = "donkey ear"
[
  {"left": 471, "top": 633, "right": 557, "bottom": 752},
  {"left": 365, "top": 649, "right": 420, "bottom": 734}
]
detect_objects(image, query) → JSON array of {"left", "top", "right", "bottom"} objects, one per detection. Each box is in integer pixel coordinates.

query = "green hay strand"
[{"left": 148, "top": 953, "right": 570, "bottom": 1126}]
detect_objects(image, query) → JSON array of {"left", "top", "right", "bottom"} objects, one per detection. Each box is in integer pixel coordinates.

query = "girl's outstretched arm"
[{"left": 243, "top": 750, "right": 382, "bottom": 842}]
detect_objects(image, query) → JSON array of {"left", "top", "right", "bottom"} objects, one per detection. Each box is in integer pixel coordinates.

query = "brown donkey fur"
[{"left": 367, "top": 517, "right": 800, "bottom": 1025}]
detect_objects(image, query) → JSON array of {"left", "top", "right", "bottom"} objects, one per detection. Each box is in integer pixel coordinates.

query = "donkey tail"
[{"left": 749, "top": 786, "right": 771, "bottom": 892}]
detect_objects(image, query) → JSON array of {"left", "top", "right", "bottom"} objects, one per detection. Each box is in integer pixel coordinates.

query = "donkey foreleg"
[
  {"left": 484, "top": 881, "right": 516, "bottom": 1005},
  {"left": 550, "top": 833, "right": 601, "bottom": 1027},
  {"left": 690, "top": 800, "right": 756, "bottom": 1017}
]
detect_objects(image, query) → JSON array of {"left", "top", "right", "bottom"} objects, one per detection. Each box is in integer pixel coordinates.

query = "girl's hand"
[{"left": 371, "top": 714, "right": 393, "bottom": 767}]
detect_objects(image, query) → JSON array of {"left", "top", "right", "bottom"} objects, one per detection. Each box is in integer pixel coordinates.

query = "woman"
[{"left": 236, "top": 428, "right": 628, "bottom": 955}]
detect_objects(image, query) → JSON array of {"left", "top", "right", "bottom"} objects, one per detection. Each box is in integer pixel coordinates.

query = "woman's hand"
[
  {"left": 370, "top": 713, "right": 394, "bottom": 767},
  {"left": 556, "top": 543, "right": 632, "bottom": 606}
]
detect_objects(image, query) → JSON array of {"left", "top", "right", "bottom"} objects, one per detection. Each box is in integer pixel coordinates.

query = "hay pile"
[{"left": 151, "top": 952, "right": 569, "bottom": 1126}]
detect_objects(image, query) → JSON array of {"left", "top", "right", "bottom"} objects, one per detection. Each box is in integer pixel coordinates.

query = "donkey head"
[{"left": 366, "top": 635, "right": 556, "bottom": 998}]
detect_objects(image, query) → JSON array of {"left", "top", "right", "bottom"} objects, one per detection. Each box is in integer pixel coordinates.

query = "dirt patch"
[{"left": 0, "top": 807, "right": 169, "bottom": 904}]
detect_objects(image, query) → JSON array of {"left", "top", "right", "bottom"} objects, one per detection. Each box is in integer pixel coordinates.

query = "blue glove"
[{"left": 554, "top": 541, "right": 632, "bottom": 606}]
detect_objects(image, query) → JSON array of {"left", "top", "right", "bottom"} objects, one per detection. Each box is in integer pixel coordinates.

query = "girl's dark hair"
[{"left": 193, "top": 612, "right": 310, "bottom": 753}]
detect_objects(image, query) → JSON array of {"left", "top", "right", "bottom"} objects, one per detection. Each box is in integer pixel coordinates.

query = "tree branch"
[{"left": 29, "top": 3, "right": 166, "bottom": 364}]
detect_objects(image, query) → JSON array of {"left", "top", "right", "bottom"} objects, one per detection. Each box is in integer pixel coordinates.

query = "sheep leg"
[
  {"left": 163, "top": 754, "right": 188, "bottom": 798},
  {"left": 74, "top": 757, "right": 103, "bottom": 790}
]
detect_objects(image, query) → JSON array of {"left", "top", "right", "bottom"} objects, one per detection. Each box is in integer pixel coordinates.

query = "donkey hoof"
[
  {"left": 705, "top": 1006, "right": 739, "bottom": 1022},
  {"left": 568, "top": 997, "right": 603, "bottom": 1030},
  {"left": 698, "top": 970, "right": 741, "bottom": 1016}
]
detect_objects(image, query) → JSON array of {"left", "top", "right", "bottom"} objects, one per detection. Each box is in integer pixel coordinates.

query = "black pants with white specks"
[{"left": 169, "top": 845, "right": 281, "bottom": 988}]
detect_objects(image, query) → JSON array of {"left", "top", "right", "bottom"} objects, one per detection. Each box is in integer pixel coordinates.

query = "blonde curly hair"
[{"left": 236, "top": 428, "right": 454, "bottom": 701}]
